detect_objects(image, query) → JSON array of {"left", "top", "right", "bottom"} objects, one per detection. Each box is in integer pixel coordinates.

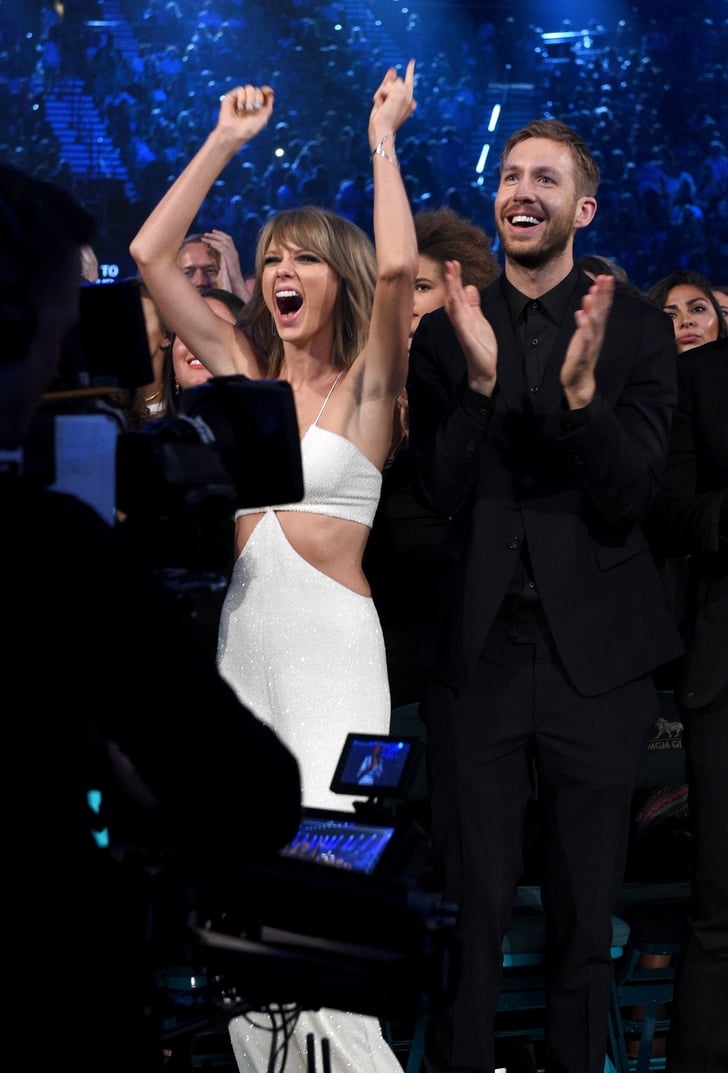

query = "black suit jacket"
[
  {"left": 646, "top": 337, "right": 728, "bottom": 710},
  {"left": 407, "top": 271, "right": 684, "bottom": 695}
]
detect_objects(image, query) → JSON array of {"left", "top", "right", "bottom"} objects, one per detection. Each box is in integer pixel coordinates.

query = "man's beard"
[{"left": 496, "top": 213, "right": 572, "bottom": 269}]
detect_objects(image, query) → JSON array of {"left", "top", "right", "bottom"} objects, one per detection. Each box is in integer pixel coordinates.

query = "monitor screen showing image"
[{"left": 329, "top": 734, "right": 422, "bottom": 798}]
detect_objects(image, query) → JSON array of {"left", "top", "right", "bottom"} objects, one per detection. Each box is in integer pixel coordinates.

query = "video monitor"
[{"left": 329, "top": 733, "right": 423, "bottom": 799}]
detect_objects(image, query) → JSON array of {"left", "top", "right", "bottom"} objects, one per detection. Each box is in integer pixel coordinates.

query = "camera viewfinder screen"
[{"left": 330, "top": 734, "right": 420, "bottom": 797}]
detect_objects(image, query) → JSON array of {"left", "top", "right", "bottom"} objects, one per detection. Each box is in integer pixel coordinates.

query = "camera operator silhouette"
[{"left": 0, "top": 159, "right": 301, "bottom": 1073}]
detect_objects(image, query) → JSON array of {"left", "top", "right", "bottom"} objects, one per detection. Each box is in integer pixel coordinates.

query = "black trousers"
[{"left": 423, "top": 617, "right": 657, "bottom": 1073}]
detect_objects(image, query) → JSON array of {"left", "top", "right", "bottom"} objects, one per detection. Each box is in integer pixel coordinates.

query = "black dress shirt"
[{"left": 499, "top": 268, "right": 583, "bottom": 619}]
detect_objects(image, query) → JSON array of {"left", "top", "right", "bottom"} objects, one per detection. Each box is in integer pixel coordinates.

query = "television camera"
[
  {"left": 161, "top": 732, "right": 457, "bottom": 1069},
  {"left": 30, "top": 279, "right": 303, "bottom": 591}
]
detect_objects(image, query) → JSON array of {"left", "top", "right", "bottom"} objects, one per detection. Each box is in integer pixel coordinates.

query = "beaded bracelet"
[{"left": 371, "top": 130, "right": 399, "bottom": 168}]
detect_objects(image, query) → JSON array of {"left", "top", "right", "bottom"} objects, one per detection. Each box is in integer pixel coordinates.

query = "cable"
[{"left": 239, "top": 1002, "right": 302, "bottom": 1073}]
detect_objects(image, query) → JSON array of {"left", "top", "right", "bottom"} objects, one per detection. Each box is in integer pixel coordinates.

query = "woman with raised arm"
[{"left": 131, "top": 62, "right": 418, "bottom": 1073}]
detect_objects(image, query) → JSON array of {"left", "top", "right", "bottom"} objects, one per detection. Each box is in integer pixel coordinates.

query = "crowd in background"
[{"left": 1, "top": 0, "right": 727, "bottom": 290}]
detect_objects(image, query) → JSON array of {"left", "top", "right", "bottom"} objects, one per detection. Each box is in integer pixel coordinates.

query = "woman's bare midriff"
[{"left": 234, "top": 510, "right": 372, "bottom": 595}]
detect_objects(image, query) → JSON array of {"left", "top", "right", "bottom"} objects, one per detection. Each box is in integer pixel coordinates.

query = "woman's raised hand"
[
  {"left": 216, "top": 83, "right": 275, "bottom": 146},
  {"left": 369, "top": 59, "right": 417, "bottom": 142}
]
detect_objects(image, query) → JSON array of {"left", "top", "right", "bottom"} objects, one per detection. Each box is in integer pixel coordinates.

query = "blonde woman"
[{"left": 131, "top": 61, "right": 418, "bottom": 1073}]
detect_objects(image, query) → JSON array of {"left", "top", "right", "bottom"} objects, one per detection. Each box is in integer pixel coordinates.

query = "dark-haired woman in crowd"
[
  {"left": 648, "top": 269, "right": 726, "bottom": 354},
  {"left": 643, "top": 269, "right": 727, "bottom": 1070}
]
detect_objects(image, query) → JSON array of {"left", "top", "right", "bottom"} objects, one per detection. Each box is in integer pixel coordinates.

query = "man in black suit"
[{"left": 407, "top": 119, "right": 684, "bottom": 1073}]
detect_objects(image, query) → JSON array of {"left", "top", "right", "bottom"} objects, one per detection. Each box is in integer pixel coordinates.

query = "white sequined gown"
[
  {"left": 217, "top": 505, "right": 390, "bottom": 810},
  {"left": 217, "top": 377, "right": 402, "bottom": 1073}
]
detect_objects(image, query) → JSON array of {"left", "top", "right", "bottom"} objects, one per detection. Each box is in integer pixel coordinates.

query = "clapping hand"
[
  {"left": 561, "top": 273, "right": 615, "bottom": 409},
  {"left": 442, "top": 259, "right": 498, "bottom": 396}
]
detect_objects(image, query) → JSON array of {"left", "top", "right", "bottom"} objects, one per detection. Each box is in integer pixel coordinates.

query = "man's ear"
[
  {"left": 574, "top": 196, "right": 597, "bottom": 231},
  {"left": 0, "top": 292, "right": 37, "bottom": 361}
]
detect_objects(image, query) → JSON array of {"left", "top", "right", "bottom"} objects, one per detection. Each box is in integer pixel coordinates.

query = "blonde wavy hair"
[{"left": 240, "top": 207, "right": 377, "bottom": 377}]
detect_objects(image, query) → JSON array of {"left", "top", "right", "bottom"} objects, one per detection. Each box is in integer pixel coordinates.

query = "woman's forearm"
[
  {"left": 130, "top": 129, "right": 241, "bottom": 269},
  {"left": 131, "top": 84, "right": 274, "bottom": 271}
]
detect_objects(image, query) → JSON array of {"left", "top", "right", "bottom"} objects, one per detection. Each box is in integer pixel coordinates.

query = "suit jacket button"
[{"left": 507, "top": 536, "right": 520, "bottom": 550}]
